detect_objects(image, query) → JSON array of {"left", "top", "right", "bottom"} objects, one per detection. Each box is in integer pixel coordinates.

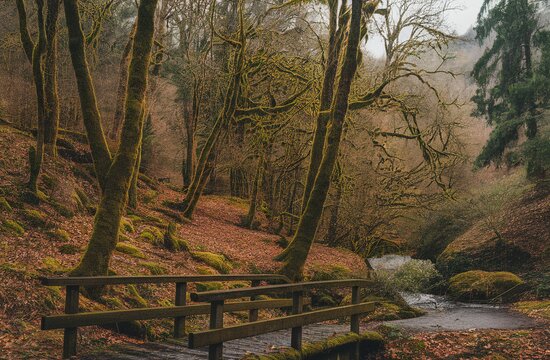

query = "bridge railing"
[
  {"left": 188, "top": 279, "right": 375, "bottom": 360},
  {"left": 40, "top": 274, "right": 290, "bottom": 359}
]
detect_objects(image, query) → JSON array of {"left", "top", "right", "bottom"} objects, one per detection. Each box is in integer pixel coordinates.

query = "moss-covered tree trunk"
[
  {"left": 43, "top": 0, "right": 60, "bottom": 156},
  {"left": 242, "top": 154, "right": 264, "bottom": 228},
  {"left": 128, "top": 141, "right": 142, "bottom": 209},
  {"left": 277, "top": 0, "right": 365, "bottom": 281},
  {"left": 28, "top": 0, "right": 47, "bottom": 195},
  {"left": 63, "top": 0, "right": 112, "bottom": 192},
  {"left": 110, "top": 22, "right": 136, "bottom": 141},
  {"left": 67, "top": 0, "right": 158, "bottom": 279},
  {"left": 301, "top": 0, "right": 343, "bottom": 211}
]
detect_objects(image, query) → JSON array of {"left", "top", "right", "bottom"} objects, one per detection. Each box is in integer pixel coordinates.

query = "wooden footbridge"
[{"left": 40, "top": 274, "right": 378, "bottom": 359}]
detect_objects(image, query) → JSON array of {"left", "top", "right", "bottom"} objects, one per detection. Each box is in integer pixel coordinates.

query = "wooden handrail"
[
  {"left": 40, "top": 274, "right": 290, "bottom": 286},
  {"left": 190, "top": 279, "right": 373, "bottom": 302},
  {"left": 42, "top": 299, "right": 301, "bottom": 330},
  {"left": 188, "top": 302, "right": 376, "bottom": 348}
]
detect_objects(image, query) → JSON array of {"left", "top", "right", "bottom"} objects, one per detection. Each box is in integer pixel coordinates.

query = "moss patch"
[
  {"left": 22, "top": 209, "right": 48, "bottom": 227},
  {"left": 195, "top": 282, "right": 224, "bottom": 292},
  {"left": 140, "top": 261, "right": 167, "bottom": 275},
  {"left": 41, "top": 257, "right": 68, "bottom": 275},
  {"left": 513, "top": 300, "right": 550, "bottom": 320},
  {"left": 120, "top": 217, "right": 135, "bottom": 234},
  {"left": 140, "top": 226, "right": 163, "bottom": 245},
  {"left": 47, "top": 228, "right": 71, "bottom": 242},
  {"left": 0, "top": 196, "right": 13, "bottom": 213},
  {"left": 242, "top": 331, "right": 384, "bottom": 359},
  {"left": 116, "top": 243, "right": 145, "bottom": 259},
  {"left": 449, "top": 270, "right": 525, "bottom": 302},
  {"left": 191, "top": 251, "right": 233, "bottom": 274},
  {"left": 163, "top": 223, "right": 189, "bottom": 252},
  {"left": 196, "top": 266, "right": 217, "bottom": 275},
  {"left": 1, "top": 219, "right": 25, "bottom": 236},
  {"left": 308, "top": 264, "right": 352, "bottom": 281},
  {"left": 126, "top": 284, "right": 148, "bottom": 308}
]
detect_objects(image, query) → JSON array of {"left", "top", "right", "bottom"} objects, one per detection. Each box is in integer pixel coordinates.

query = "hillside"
[{"left": 0, "top": 124, "right": 367, "bottom": 359}]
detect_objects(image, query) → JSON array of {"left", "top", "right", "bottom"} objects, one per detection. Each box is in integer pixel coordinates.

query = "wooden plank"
[
  {"left": 209, "top": 301, "right": 224, "bottom": 360},
  {"left": 248, "top": 280, "right": 260, "bottom": 322},
  {"left": 291, "top": 291, "right": 304, "bottom": 350},
  {"left": 351, "top": 286, "right": 360, "bottom": 334},
  {"left": 63, "top": 285, "right": 79, "bottom": 359},
  {"left": 188, "top": 302, "right": 375, "bottom": 348},
  {"left": 40, "top": 274, "right": 290, "bottom": 286},
  {"left": 191, "top": 279, "right": 373, "bottom": 302},
  {"left": 174, "top": 282, "right": 187, "bottom": 338},
  {"left": 42, "top": 299, "right": 296, "bottom": 330}
]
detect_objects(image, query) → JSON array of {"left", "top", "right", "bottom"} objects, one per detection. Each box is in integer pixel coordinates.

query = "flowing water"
[{"left": 367, "top": 255, "right": 539, "bottom": 332}]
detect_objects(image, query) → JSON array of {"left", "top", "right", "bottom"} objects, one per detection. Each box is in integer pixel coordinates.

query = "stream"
[{"left": 367, "top": 255, "right": 539, "bottom": 332}]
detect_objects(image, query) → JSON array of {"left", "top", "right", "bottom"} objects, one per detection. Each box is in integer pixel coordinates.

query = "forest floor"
[{"left": 1, "top": 125, "right": 548, "bottom": 359}]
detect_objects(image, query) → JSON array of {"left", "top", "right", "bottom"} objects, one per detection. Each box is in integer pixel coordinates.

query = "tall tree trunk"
[
  {"left": 182, "top": 101, "right": 196, "bottom": 188},
  {"left": 128, "top": 141, "right": 143, "bottom": 209},
  {"left": 301, "top": 0, "right": 343, "bottom": 211},
  {"left": 28, "top": 0, "right": 47, "bottom": 196},
  {"left": 110, "top": 22, "right": 137, "bottom": 141},
  {"left": 63, "top": 0, "right": 112, "bottom": 192},
  {"left": 326, "top": 181, "right": 343, "bottom": 246},
  {"left": 43, "top": 0, "right": 60, "bottom": 156},
  {"left": 67, "top": 0, "right": 158, "bottom": 280},
  {"left": 242, "top": 154, "right": 264, "bottom": 228},
  {"left": 277, "top": 0, "right": 365, "bottom": 281}
]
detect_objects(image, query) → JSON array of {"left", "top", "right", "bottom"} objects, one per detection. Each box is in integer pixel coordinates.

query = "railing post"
[
  {"left": 174, "top": 282, "right": 187, "bottom": 338},
  {"left": 208, "top": 300, "right": 224, "bottom": 360},
  {"left": 350, "top": 286, "right": 360, "bottom": 334},
  {"left": 291, "top": 291, "right": 303, "bottom": 350},
  {"left": 63, "top": 285, "right": 79, "bottom": 359},
  {"left": 248, "top": 279, "right": 260, "bottom": 322}
]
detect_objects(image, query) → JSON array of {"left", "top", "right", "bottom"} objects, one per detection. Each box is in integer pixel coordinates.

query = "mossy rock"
[
  {"left": 47, "top": 228, "right": 71, "bottom": 242},
  {"left": 22, "top": 209, "right": 48, "bottom": 227},
  {"left": 140, "top": 261, "right": 167, "bottom": 275},
  {"left": 448, "top": 270, "right": 525, "bottom": 302},
  {"left": 140, "top": 226, "right": 163, "bottom": 245},
  {"left": 116, "top": 243, "right": 145, "bottom": 259},
  {"left": 127, "top": 215, "right": 144, "bottom": 224},
  {"left": 163, "top": 223, "right": 190, "bottom": 252},
  {"left": 195, "top": 282, "right": 224, "bottom": 292},
  {"left": 1, "top": 219, "right": 25, "bottom": 236},
  {"left": 191, "top": 251, "right": 233, "bottom": 274},
  {"left": 103, "top": 320, "right": 152, "bottom": 339},
  {"left": 309, "top": 264, "right": 352, "bottom": 281},
  {"left": 120, "top": 217, "right": 135, "bottom": 234},
  {"left": 513, "top": 300, "right": 550, "bottom": 320},
  {"left": 43, "top": 286, "right": 63, "bottom": 310},
  {"left": 59, "top": 244, "right": 80, "bottom": 255},
  {"left": 41, "top": 257, "right": 68, "bottom": 275},
  {"left": 241, "top": 332, "right": 384, "bottom": 359},
  {"left": 119, "top": 233, "right": 132, "bottom": 243},
  {"left": 0, "top": 196, "right": 13, "bottom": 213},
  {"left": 229, "top": 281, "right": 250, "bottom": 289}
]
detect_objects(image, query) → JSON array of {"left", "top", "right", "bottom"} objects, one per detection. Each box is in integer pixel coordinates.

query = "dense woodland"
[{"left": 0, "top": 0, "right": 549, "bottom": 358}]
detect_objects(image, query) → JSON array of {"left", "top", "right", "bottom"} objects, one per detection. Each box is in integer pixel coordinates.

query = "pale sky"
[{"left": 367, "top": 0, "right": 485, "bottom": 57}]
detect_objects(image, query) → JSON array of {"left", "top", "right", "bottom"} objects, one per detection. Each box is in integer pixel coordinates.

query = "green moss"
[
  {"left": 140, "top": 261, "right": 167, "bottom": 275},
  {"left": 513, "top": 300, "right": 550, "bottom": 320},
  {"left": 119, "top": 233, "right": 132, "bottom": 243},
  {"left": 140, "top": 226, "right": 163, "bottom": 245},
  {"left": 229, "top": 281, "right": 250, "bottom": 289},
  {"left": 44, "top": 286, "right": 63, "bottom": 310},
  {"left": 59, "top": 244, "right": 80, "bottom": 255},
  {"left": 163, "top": 223, "right": 189, "bottom": 252},
  {"left": 126, "top": 284, "right": 148, "bottom": 308},
  {"left": 0, "top": 196, "right": 13, "bottom": 213},
  {"left": 191, "top": 251, "right": 233, "bottom": 274},
  {"left": 41, "top": 257, "right": 68, "bottom": 274},
  {"left": 309, "top": 264, "right": 352, "bottom": 281},
  {"left": 142, "top": 190, "right": 158, "bottom": 204},
  {"left": 127, "top": 215, "right": 144, "bottom": 224},
  {"left": 41, "top": 173, "right": 57, "bottom": 190},
  {"left": 49, "top": 200, "right": 75, "bottom": 218},
  {"left": 1, "top": 219, "right": 25, "bottom": 236},
  {"left": 47, "top": 228, "right": 71, "bottom": 242},
  {"left": 104, "top": 296, "right": 125, "bottom": 309},
  {"left": 195, "top": 282, "right": 224, "bottom": 292},
  {"left": 116, "top": 242, "right": 145, "bottom": 259},
  {"left": 242, "top": 332, "right": 384, "bottom": 359},
  {"left": 120, "top": 217, "right": 135, "bottom": 234},
  {"left": 449, "top": 270, "right": 525, "bottom": 302},
  {"left": 22, "top": 209, "right": 48, "bottom": 227}
]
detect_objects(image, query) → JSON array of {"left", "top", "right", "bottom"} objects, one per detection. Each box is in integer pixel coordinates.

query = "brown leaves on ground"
[{"left": 380, "top": 328, "right": 550, "bottom": 360}]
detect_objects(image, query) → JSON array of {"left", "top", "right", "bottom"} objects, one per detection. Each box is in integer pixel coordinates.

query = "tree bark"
[
  {"left": 242, "top": 154, "right": 264, "bottom": 228},
  {"left": 277, "top": 0, "right": 365, "bottom": 281},
  {"left": 43, "top": 0, "right": 60, "bottom": 156}
]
